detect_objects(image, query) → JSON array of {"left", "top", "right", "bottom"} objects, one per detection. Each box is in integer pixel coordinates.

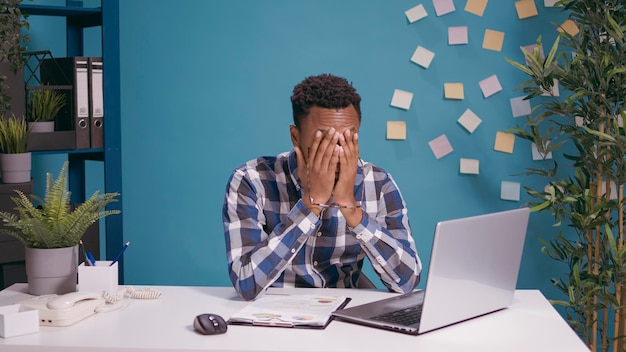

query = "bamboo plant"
[
  {"left": 0, "top": 0, "right": 30, "bottom": 117},
  {"left": 505, "top": 1, "right": 626, "bottom": 351}
]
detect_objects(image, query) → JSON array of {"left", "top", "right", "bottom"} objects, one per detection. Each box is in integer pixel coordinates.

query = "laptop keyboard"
[{"left": 370, "top": 304, "right": 423, "bottom": 326}]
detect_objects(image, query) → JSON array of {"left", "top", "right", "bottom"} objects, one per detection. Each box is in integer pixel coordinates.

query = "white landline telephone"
[{"left": 18, "top": 292, "right": 106, "bottom": 327}]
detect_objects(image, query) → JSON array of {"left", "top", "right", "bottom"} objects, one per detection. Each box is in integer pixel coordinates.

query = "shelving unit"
[{"left": 18, "top": 1, "right": 123, "bottom": 280}]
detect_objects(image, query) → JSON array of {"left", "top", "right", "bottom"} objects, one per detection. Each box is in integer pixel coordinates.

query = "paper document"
[{"left": 228, "top": 294, "right": 350, "bottom": 329}]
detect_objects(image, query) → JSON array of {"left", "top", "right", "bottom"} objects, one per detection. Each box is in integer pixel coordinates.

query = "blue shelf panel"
[{"left": 19, "top": 4, "right": 102, "bottom": 28}]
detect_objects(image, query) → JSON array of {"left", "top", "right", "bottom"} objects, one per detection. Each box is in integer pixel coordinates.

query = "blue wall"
[{"left": 29, "top": 0, "right": 572, "bottom": 300}]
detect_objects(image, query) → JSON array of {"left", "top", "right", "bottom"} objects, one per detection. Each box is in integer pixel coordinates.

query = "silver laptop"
[{"left": 332, "top": 207, "right": 530, "bottom": 335}]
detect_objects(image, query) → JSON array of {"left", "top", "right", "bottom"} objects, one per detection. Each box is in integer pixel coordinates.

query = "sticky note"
[
  {"left": 458, "top": 108, "right": 482, "bottom": 133},
  {"left": 448, "top": 26, "right": 469, "bottom": 45},
  {"left": 510, "top": 96, "right": 531, "bottom": 117},
  {"left": 410, "top": 46, "right": 436, "bottom": 68},
  {"left": 601, "top": 180, "right": 618, "bottom": 200},
  {"left": 544, "top": 0, "right": 560, "bottom": 6},
  {"left": 575, "top": 116, "right": 584, "bottom": 127},
  {"left": 542, "top": 78, "right": 560, "bottom": 96},
  {"left": 405, "top": 4, "right": 428, "bottom": 23},
  {"left": 523, "top": 43, "right": 544, "bottom": 64},
  {"left": 501, "top": 181, "right": 521, "bottom": 201},
  {"left": 515, "top": 0, "right": 538, "bottom": 19},
  {"left": 390, "top": 89, "right": 414, "bottom": 110},
  {"left": 482, "top": 29, "right": 505, "bottom": 51},
  {"left": 429, "top": 134, "right": 454, "bottom": 159},
  {"left": 494, "top": 132, "right": 515, "bottom": 153},
  {"left": 523, "top": 43, "right": 544, "bottom": 58},
  {"left": 460, "top": 158, "right": 480, "bottom": 174},
  {"left": 433, "top": 0, "right": 455, "bottom": 16},
  {"left": 558, "top": 19, "right": 579, "bottom": 36},
  {"left": 531, "top": 142, "right": 553, "bottom": 160},
  {"left": 465, "top": 0, "right": 488, "bottom": 16},
  {"left": 479, "top": 74, "right": 502, "bottom": 98},
  {"left": 387, "top": 121, "right": 407, "bottom": 140},
  {"left": 444, "top": 83, "right": 464, "bottom": 100}
]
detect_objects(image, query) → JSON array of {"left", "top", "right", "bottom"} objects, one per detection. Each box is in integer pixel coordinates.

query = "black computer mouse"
[{"left": 193, "top": 313, "right": 228, "bottom": 335}]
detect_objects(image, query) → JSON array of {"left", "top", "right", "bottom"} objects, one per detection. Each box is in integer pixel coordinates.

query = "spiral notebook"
[{"left": 227, "top": 294, "right": 351, "bottom": 329}]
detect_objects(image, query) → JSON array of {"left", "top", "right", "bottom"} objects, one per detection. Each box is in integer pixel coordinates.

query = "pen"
[
  {"left": 110, "top": 241, "right": 130, "bottom": 266},
  {"left": 79, "top": 240, "right": 91, "bottom": 266},
  {"left": 87, "top": 251, "right": 96, "bottom": 266}
]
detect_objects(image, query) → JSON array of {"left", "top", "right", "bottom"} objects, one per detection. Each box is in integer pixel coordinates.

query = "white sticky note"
[
  {"left": 432, "top": 0, "right": 455, "bottom": 16},
  {"left": 410, "top": 45, "right": 436, "bottom": 68},
  {"left": 575, "top": 116, "right": 584, "bottom": 126},
  {"left": 510, "top": 96, "right": 531, "bottom": 117},
  {"left": 390, "top": 89, "right": 414, "bottom": 110},
  {"left": 501, "top": 181, "right": 521, "bottom": 201},
  {"left": 460, "top": 158, "right": 480, "bottom": 174},
  {"left": 531, "top": 142, "right": 553, "bottom": 160},
  {"left": 479, "top": 74, "right": 502, "bottom": 98},
  {"left": 405, "top": 4, "right": 428, "bottom": 23},
  {"left": 544, "top": 0, "right": 560, "bottom": 6},
  {"left": 448, "top": 26, "right": 469, "bottom": 45},
  {"left": 428, "top": 134, "right": 454, "bottom": 159},
  {"left": 458, "top": 108, "right": 482, "bottom": 133},
  {"left": 541, "top": 78, "right": 560, "bottom": 97}
]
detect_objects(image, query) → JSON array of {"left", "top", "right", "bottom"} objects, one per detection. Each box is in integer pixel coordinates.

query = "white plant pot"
[
  {"left": 0, "top": 152, "right": 32, "bottom": 183},
  {"left": 28, "top": 121, "right": 55, "bottom": 133}
]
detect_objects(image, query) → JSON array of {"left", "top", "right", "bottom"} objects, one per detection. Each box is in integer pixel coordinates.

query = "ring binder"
[
  {"left": 39, "top": 57, "right": 91, "bottom": 149},
  {"left": 88, "top": 57, "right": 103, "bottom": 148}
]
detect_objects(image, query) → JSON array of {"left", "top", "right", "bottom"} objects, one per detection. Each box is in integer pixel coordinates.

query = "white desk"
[{"left": 0, "top": 284, "right": 589, "bottom": 352}]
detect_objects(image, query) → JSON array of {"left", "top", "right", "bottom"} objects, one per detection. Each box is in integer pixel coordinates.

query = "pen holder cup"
[{"left": 78, "top": 261, "right": 119, "bottom": 296}]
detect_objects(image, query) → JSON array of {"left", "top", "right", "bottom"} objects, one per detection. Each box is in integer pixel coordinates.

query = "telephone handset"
[{"left": 19, "top": 292, "right": 106, "bottom": 326}]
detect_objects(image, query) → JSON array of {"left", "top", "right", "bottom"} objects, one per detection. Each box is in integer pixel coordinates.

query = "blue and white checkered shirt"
[{"left": 223, "top": 149, "right": 422, "bottom": 300}]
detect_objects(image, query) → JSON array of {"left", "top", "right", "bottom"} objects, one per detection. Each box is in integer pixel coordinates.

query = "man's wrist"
[
  {"left": 341, "top": 207, "right": 363, "bottom": 227},
  {"left": 303, "top": 193, "right": 323, "bottom": 216}
]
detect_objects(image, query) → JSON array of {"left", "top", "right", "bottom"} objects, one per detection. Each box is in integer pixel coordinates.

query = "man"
[{"left": 223, "top": 74, "right": 421, "bottom": 300}]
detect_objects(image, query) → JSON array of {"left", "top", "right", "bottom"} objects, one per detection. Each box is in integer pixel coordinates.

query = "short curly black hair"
[{"left": 290, "top": 74, "right": 362, "bottom": 128}]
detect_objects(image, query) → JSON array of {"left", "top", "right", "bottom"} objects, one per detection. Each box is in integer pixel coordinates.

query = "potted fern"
[
  {"left": 0, "top": 116, "right": 31, "bottom": 183},
  {"left": 0, "top": 161, "right": 120, "bottom": 295},
  {"left": 26, "top": 88, "right": 67, "bottom": 132}
]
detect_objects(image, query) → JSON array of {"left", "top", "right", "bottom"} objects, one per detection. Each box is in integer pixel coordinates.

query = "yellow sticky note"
[
  {"left": 387, "top": 121, "right": 406, "bottom": 140},
  {"left": 494, "top": 132, "right": 515, "bottom": 153},
  {"left": 465, "top": 0, "right": 487, "bottom": 16},
  {"left": 444, "top": 83, "right": 464, "bottom": 100},
  {"left": 515, "top": 0, "right": 538, "bottom": 19},
  {"left": 558, "top": 19, "right": 579, "bottom": 36},
  {"left": 482, "top": 29, "right": 504, "bottom": 52}
]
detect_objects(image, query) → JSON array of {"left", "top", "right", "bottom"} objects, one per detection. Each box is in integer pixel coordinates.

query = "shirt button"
[
  {"left": 313, "top": 261, "right": 318, "bottom": 266},
  {"left": 356, "top": 234, "right": 361, "bottom": 240},
  {"left": 317, "top": 232, "right": 322, "bottom": 237},
  {"left": 291, "top": 248, "right": 296, "bottom": 254}
]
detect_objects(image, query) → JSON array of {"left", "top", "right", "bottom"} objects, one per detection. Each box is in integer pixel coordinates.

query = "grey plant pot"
[{"left": 25, "top": 245, "right": 78, "bottom": 295}]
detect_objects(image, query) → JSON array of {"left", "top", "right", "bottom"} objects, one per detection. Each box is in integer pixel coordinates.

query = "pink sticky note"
[
  {"left": 428, "top": 134, "right": 454, "bottom": 159},
  {"left": 479, "top": 74, "right": 502, "bottom": 98},
  {"left": 448, "top": 26, "right": 469, "bottom": 45},
  {"left": 433, "top": 0, "right": 455, "bottom": 16}
]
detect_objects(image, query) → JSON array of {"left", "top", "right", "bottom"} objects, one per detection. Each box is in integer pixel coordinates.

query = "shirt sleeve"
[
  {"left": 223, "top": 168, "right": 319, "bottom": 300},
  {"left": 351, "top": 173, "right": 422, "bottom": 293}
]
